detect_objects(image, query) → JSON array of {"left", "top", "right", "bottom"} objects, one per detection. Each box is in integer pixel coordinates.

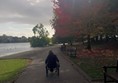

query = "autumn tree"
[
  {"left": 52, "top": 0, "right": 118, "bottom": 49},
  {"left": 51, "top": 0, "right": 79, "bottom": 44}
]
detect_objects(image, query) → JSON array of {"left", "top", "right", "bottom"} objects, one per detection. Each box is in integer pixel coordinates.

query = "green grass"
[
  {"left": 0, "top": 59, "right": 29, "bottom": 82},
  {"left": 70, "top": 57, "right": 116, "bottom": 80}
]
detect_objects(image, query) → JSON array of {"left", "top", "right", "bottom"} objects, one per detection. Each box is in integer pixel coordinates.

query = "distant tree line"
[{"left": 0, "top": 34, "right": 28, "bottom": 43}]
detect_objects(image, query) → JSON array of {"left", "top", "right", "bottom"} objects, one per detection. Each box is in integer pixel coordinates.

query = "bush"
[{"left": 29, "top": 36, "right": 50, "bottom": 47}]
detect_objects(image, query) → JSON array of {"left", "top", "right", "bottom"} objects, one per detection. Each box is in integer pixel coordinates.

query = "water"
[{"left": 0, "top": 43, "right": 34, "bottom": 57}]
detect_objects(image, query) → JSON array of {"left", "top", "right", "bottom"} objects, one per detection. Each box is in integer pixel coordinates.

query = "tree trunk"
[
  {"left": 87, "top": 35, "right": 91, "bottom": 50},
  {"left": 100, "top": 35, "right": 103, "bottom": 43},
  {"left": 95, "top": 36, "right": 98, "bottom": 42},
  {"left": 105, "top": 35, "right": 109, "bottom": 42},
  {"left": 112, "top": 35, "right": 117, "bottom": 41}
]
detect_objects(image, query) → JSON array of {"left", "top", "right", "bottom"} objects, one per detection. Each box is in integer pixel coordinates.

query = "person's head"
[{"left": 49, "top": 50, "right": 54, "bottom": 55}]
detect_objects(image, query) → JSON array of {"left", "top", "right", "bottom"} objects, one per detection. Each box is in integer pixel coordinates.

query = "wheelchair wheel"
[
  {"left": 57, "top": 67, "right": 59, "bottom": 76},
  {"left": 46, "top": 67, "right": 48, "bottom": 77}
]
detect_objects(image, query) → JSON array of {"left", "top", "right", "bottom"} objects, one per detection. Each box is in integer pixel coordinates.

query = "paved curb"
[{"left": 59, "top": 51, "right": 92, "bottom": 83}]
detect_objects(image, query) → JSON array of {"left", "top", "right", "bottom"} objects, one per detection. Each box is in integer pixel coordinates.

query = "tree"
[
  {"left": 52, "top": 0, "right": 118, "bottom": 48},
  {"left": 51, "top": 0, "right": 79, "bottom": 43},
  {"left": 32, "top": 24, "right": 38, "bottom": 36},
  {"left": 30, "top": 23, "right": 50, "bottom": 47},
  {"left": 32, "top": 24, "right": 49, "bottom": 37}
]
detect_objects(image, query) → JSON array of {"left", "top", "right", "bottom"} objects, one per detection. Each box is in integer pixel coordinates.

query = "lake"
[{"left": 0, "top": 43, "right": 34, "bottom": 57}]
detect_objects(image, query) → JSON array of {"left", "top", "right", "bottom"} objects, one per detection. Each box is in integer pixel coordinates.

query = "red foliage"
[
  {"left": 53, "top": 2, "right": 72, "bottom": 25},
  {"left": 55, "top": 28, "right": 70, "bottom": 37},
  {"left": 52, "top": 0, "right": 74, "bottom": 37},
  {"left": 52, "top": 0, "right": 116, "bottom": 38},
  {"left": 77, "top": 48, "right": 114, "bottom": 58}
]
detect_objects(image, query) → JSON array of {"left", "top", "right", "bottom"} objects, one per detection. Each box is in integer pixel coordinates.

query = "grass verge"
[
  {"left": 0, "top": 59, "right": 30, "bottom": 82},
  {"left": 70, "top": 56, "right": 116, "bottom": 81}
]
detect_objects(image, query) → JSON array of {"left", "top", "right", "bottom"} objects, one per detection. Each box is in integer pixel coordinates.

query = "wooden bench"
[
  {"left": 67, "top": 46, "right": 77, "bottom": 57},
  {"left": 60, "top": 45, "right": 66, "bottom": 52},
  {"left": 103, "top": 60, "right": 118, "bottom": 83}
]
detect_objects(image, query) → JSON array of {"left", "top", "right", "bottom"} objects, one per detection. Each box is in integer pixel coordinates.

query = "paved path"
[{"left": 2, "top": 46, "right": 91, "bottom": 83}]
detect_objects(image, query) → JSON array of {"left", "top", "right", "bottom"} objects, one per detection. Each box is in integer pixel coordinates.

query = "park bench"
[
  {"left": 103, "top": 60, "right": 118, "bottom": 83},
  {"left": 67, "top": 46, "right": 77, "bottom": 57},
  {"left": 60, "top": 43, "right": 77, "bottom": 57},
  {"left": 60, "top": 44, "right": 66, "bottom": 52}
]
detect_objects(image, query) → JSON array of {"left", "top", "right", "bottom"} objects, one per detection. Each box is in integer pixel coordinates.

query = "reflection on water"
[{"left": 0, "top": 43, "right": 33, "bottom": 57}]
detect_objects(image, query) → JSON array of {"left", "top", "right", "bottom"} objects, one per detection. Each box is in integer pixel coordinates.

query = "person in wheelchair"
[{"left": 45, "top": 50, "right": 60, "bottom": 72}]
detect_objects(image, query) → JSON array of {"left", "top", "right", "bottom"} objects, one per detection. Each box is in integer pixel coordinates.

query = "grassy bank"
[
  {"left": 70, "top": 55, "right": 117, "bottom": 81},
  {"left": 64, "top": 42, "right": 118, "bottom": 81},
  {"left": 0, "top": 59, "right": 29, "bottom": 82}
]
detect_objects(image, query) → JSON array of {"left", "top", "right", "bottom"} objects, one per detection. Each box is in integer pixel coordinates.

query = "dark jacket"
[{"left": 45, "top": 51, "right": 59, "bottom": 68}]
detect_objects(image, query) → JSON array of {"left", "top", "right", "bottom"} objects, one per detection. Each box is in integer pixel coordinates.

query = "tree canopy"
[
  {"left": 51, "top": 0, "right": 118, "bottom": 44},
  {"left": 30, "top": 24, "right": 50, "bottom": 47},
  {"left": 32, "top": 24, "right": 49, "bottom": 38}
]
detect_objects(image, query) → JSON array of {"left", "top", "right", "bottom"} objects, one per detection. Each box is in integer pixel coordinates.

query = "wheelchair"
[{"left": 46, "top": 62, "right": 60, "bottom": 77}]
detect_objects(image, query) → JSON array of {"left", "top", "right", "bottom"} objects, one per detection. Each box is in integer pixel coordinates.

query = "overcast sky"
[{"left": 0, "top": 0, "right": 54, "bottom": 37}]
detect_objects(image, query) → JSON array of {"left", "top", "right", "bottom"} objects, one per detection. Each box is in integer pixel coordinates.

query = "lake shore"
[
  {"left": 0, "top": 48, "right": 41, "bottom": 59},
  {"left": 0, "top": 43, "right": 32, "bottom": 58},
  {"left": 0, "top": 45, "right": 59, "bottom": 59}
]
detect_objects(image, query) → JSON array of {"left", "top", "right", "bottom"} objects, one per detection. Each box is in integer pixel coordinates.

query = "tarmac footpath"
[{"left": 2, "top": 46, "right": 91, "bottom": 83}]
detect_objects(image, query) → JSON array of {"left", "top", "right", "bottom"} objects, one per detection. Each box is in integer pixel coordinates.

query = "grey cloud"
[{"left": 0, "top": 0, "right": 53, "bottom": 25}]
